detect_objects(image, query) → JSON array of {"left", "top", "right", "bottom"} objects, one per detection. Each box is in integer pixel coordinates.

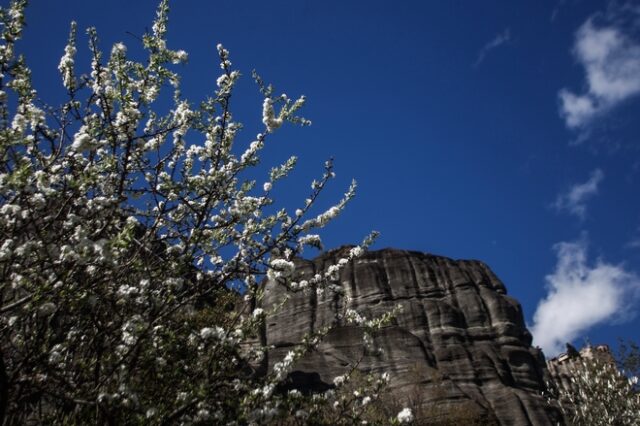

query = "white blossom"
[
  {"left": 262, "top": 98, "right": 283, "bottom": 132},
  {"left": 397, "top": 407, "right": 414, "bottom": 423},
  {"left": 272, "top": 350, "right": 296, "bottom": 381},
  {"left": 267, "top": 258, "right": 296, "bottom": 281},
  {"left": 200, "top": 326, "right": 225, "bottom": 340},
  {"left": 112, "top": 42, "right": 126, "bottom": 55},
  {"left": 172, "top": 49, "right": 188, "bottom": 63},
  {"left": 0, "top": 239, "right": 13, "bottom": 260},
  {"left": 11, "top": 113, "right": 26, "bottom": 133},
  {"left": 58, "top": 23, "right": 77, "bottom": 90},
  {"left": 216, "top": 74, "right": 229, "bottom": 87},
  {"left": 71, "top": 125, "right": 92, "bottom": 151},
  {"left": 350, "top": 246, "right": 364, "bottom": 258},
  {"left": 297, "top": 234, "right": 322, "bottom": 249},
  {"left": 142, "top": 84, "right": 159, "bottom": 103}
]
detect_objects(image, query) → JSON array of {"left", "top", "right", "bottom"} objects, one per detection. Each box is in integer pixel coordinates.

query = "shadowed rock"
[{"left": 262, "top": 247, "right": 562, "bottom": 425}]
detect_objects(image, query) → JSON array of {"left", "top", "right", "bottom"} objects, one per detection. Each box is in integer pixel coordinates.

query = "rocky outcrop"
[
  {"left": 262, "top": 247, "right": 561, "bottom": 425},
  {"left": 547, "top": 344, "right": 615, "bottom": 393}
]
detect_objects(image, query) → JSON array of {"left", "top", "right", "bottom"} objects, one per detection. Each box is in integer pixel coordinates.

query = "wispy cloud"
[
  {"left": 550, "top": 0, "right": 566, "bottom": 22},
  {"left": 531, "top": 237, "right": 640, "bottom": 356},
  {"left": 627, "top": 226, "right": 640, "bottom": 249},
  {"left": 473, "top": 28, "right": 511, "bottom": 68},
  {"left": 553, "top": 168, "right": 604, "bottom": 220},
  {"left": 559, "top": 7, "right": 640, "bottom": 129}
]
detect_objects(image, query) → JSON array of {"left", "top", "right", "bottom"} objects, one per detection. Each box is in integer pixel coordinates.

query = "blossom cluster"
[
  {"left": 0, "top": 1, "right": 404, "bottom": 424},
  {"left": 548, "top": 358, "right": 640, "bottom": 425}
]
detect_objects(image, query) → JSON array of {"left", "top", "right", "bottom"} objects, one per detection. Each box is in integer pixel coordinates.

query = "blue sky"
[{"left": 13, "top": 0, "right": 640, "bottom": 357}]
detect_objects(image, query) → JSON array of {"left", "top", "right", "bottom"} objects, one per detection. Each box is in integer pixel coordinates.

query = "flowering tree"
[
  {"left": 0, "top": 0, "right": 416, "bottom": 423},
  {"left": 618, "top": 339, "right": 640, "bottom": 386},
  {"left": 550, "top": 357, "right": 640, "bottom": 425}
]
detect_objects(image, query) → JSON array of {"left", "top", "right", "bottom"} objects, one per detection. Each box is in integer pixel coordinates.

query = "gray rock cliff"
[{"left": 262, "top": 247, "right": 561, "bottom": 425}]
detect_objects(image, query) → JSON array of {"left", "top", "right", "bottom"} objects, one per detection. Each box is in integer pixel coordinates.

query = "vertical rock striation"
[{"left": 263, "top": 247, "right": 561, "bottom": 425}]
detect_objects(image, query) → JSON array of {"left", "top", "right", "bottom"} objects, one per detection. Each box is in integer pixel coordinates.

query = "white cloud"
[
  {"left": 553, "top": 168, "right": 604, "bottom": 219},
  {"left": 531, "top": 238, "right": 640, "bottom": 356},
  {"left": 559, "top": 13, "right": 640, "bottom": 128},
  {"left": 473, "top": 28, "right": 511, "bottom": 68}
]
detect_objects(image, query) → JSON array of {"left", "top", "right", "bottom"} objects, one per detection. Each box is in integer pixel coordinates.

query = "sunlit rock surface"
[{"left": 262, "top": 247, "right": 561, "bottom": 425}]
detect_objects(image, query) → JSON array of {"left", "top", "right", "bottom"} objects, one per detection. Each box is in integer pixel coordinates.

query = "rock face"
[
  {"left": 547, "top": 344, "right": 615, "bottom": 393},
  {"left": 262, "top": 247, "right": 561, "bottom": 425}
]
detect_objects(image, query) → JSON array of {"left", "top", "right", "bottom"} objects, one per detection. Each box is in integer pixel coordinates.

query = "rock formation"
[
  {"left": 262, "top": 247, "right": 562, "bottom": 425},
  {"left": 546, "top": 343, "right": 615, "bottom": 393}
]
